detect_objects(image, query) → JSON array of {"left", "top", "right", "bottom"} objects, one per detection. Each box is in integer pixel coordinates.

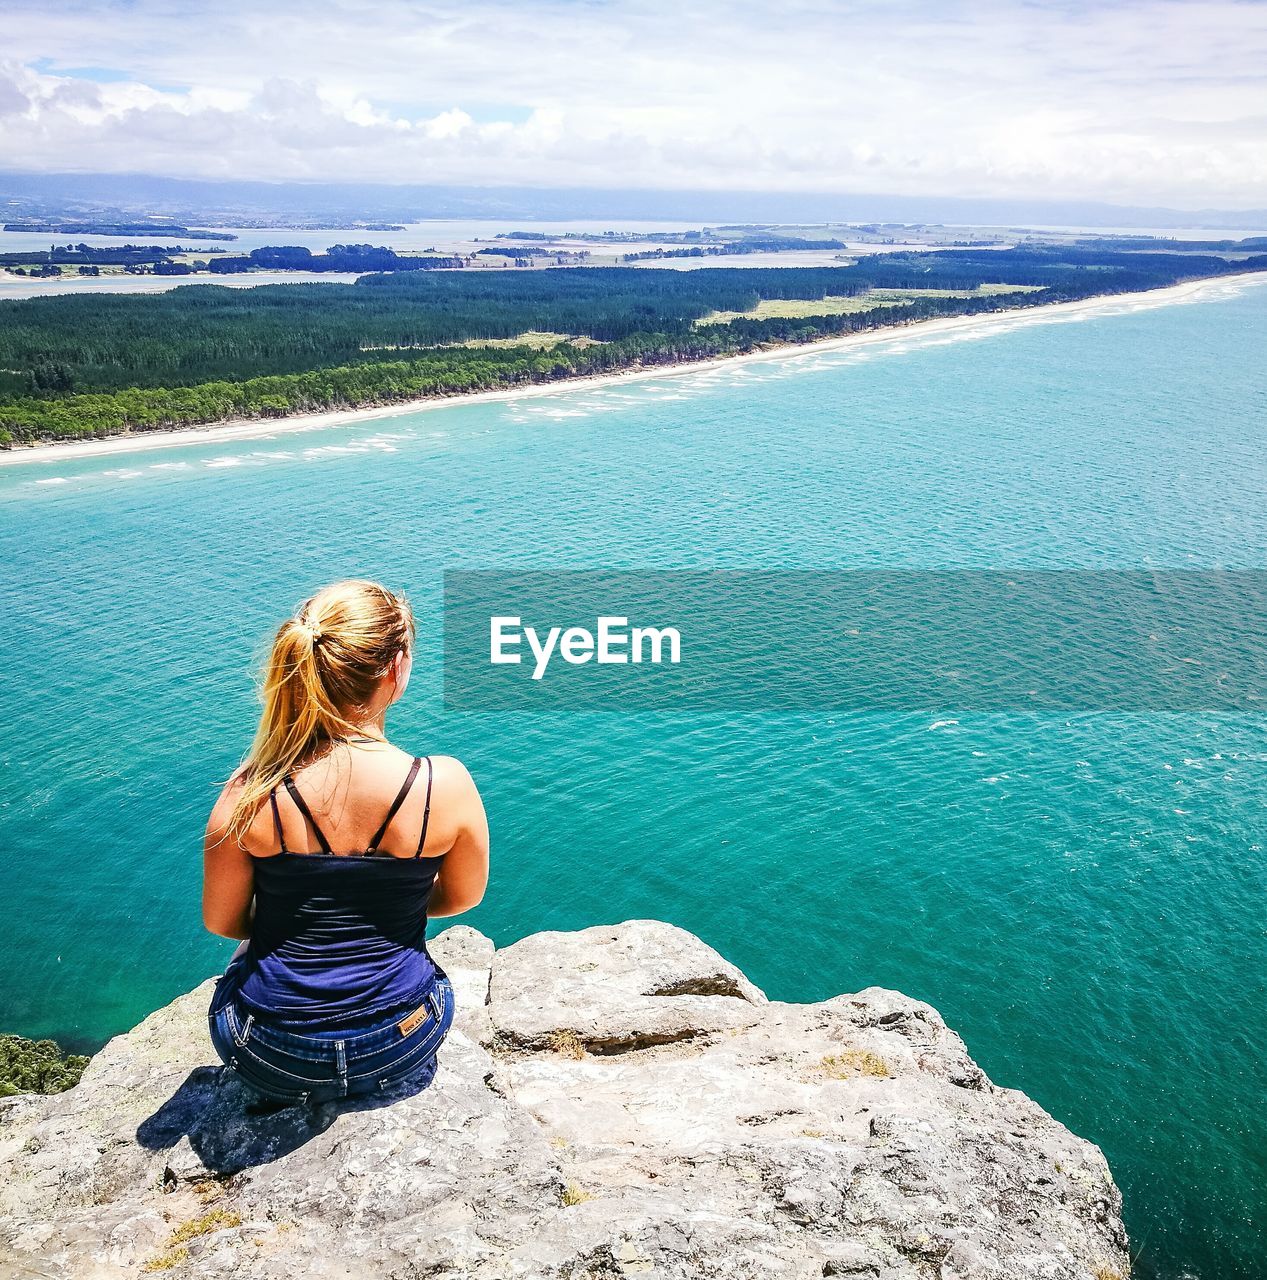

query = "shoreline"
[{"left": 3, "top": 270, "right": 1264, "bottom": 468}]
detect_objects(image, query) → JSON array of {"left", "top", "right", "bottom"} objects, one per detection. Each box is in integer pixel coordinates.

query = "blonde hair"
[{"left": 225, "top": 579, "right": 416, "bottom": 845}]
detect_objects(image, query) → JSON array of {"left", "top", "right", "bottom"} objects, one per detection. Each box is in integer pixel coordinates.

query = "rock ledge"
[{"left": 0, "top": 919, "right": 1130, "bottom": 1279}]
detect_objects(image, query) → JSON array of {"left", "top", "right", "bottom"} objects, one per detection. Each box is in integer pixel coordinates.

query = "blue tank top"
[{"left": 231, "top": 755, "right": 445, "bottom": 1029}]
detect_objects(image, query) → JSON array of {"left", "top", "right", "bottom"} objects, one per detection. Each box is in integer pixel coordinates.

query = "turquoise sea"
[{"left": 2, "top": 279, "right": 1265, "bottom": 1279}]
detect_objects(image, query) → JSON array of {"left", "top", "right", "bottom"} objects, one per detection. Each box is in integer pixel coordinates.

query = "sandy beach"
[{"left": 3, "top": 270, "right": 1263, "bottom": 468}]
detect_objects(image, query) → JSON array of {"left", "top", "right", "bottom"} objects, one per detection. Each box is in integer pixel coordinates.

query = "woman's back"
[
  {"left": 254, "top": 739, "right": 445, "bottom": 860},
  {"left": 232, "top": 742, "right": 448, "bottom": 1027}
]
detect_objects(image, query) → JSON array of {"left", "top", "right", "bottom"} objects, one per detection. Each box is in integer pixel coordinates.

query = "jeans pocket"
[
  {"left": 233, "top": 1064, "right": 313, "bottom": 1105},
  {"left": 228, "top": 1036, "right": 328, "bottom": 1103},
  {"left": 234, "top": 1032, "right": 329, "bottom": 1083},
  {"left": 376, "top": 1050, "right": 438, "bottom": 1093},
  {"left": 210, "top": 1003, "right": 329, "bottom": 1105},
  {"left": 346, "top": 985, "right": 453, "bottom": 1093}
]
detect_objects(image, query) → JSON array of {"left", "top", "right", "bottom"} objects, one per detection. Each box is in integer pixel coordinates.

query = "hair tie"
[{"left": 296, "top": 614, "right": 325, "bottom": 646}]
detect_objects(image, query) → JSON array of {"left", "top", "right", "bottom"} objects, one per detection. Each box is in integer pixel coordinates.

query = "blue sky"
[{"left": 1, "top": 0, "right": 1265, "bottom": 208}]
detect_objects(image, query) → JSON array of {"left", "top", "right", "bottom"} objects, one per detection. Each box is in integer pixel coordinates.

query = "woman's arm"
[
  {"left": 425, "top": 757, "right": 490, "bottom": 919},
  {"left": 202, "top": 777, "right": 257, "bottom": 940}
]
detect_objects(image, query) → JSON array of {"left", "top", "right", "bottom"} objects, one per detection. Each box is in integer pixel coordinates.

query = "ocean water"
[{"left": 2, "top": 278, "right": 1265, "bottom": 1279}]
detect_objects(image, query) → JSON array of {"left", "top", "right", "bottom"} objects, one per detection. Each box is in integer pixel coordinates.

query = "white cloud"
[{"left": 0, "top": 0, "right": 1264, "bottom": 207}]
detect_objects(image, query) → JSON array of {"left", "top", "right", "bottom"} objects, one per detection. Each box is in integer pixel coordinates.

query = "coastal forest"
[{"left": 2, "top": 248, "right": 1263, "bottom": 445}]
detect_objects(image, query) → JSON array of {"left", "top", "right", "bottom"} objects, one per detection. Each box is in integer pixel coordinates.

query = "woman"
[{"left": 201, "top": 579, "right": 489, "bottom": 1110}]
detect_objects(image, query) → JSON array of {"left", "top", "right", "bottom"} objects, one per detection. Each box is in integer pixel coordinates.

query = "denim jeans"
[{"left": 207, "top": 948, "right": 456, "bottom": 1107}]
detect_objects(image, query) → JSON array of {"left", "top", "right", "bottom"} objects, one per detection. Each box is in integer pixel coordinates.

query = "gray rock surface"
[{"left": 0, "top": 919, "right": 1130, "bottom": 1279}]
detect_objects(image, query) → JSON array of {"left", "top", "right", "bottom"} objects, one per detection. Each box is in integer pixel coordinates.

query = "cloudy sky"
[{"left": 1, "top": 0, "right": 1265, "bottom": 208}]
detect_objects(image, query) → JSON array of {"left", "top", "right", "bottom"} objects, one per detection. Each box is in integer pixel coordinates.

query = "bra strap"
[
  {"left": 366, "top": 756, "right": 422, "bottom": 855},
  {"left": 268, "top": 787, "right": 288, "bottom": 854},
  {"left": 281, "top": 775, "right": 334, "bottom": 855},
  {"left": 414, "top": 757, "right": 434, "bottom": 859}
]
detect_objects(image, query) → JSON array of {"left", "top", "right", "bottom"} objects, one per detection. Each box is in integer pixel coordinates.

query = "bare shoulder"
[
  {"left": 427, "top": 756, "right": 485, "bottom": 825},
  {"left": 424, "top": 756, "right": 487, "bottom": 850},
  {"left": 206, "top": 767, "right": 252, "bottom": 846},
  {"left": 428, "top": 754, "right": 479, "bottom": 795},
  {"left": 210, "top": 767, "right": 248, "bottom": 816}
]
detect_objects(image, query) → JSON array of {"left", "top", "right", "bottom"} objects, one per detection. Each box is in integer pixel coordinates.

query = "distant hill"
[{"left": 2, "top": 171, "right": 1265, "bottom": 231}]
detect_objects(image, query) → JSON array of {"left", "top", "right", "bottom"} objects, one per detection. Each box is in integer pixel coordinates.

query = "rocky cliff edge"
[{"left": 0, "top": 919, "right": 1130, "bottom": 1280}]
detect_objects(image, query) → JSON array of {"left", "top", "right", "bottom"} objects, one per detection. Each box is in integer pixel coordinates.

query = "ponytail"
[{"left": 223, "top": 579, "right": 415, "bottom": 845}]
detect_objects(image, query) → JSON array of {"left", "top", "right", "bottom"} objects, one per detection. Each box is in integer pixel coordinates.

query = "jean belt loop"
[
  {"left": 335, "top": 1039, "right": 348, "bottom": 1098},
  {"left": 233, "top": 1013, "right": 254, "bottom": 1047},
  {"left": 428, "top": 985, "right": 443, "bottom": 1022}
]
